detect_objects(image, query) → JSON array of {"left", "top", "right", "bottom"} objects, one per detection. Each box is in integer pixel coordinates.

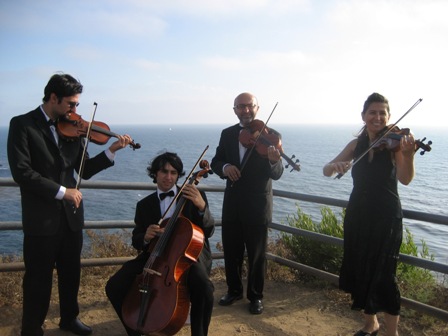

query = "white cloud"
[
  {"left": 1, "top": 0, "right": 447, "bottom": 127},
  {"left": 203, "top": 50, "right": 310, "bottom": 71},
  {"left": 124, "top": 0, "right": 310, "bottom": 17}
]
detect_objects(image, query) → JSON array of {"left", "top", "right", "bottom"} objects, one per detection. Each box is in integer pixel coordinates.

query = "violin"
[
  {"left": 372, "top": 126, "right": 432, "bottom": 155},
  {"left": 335, "top": 98, "right": 426, "bottom": 180},
  {"left": 239, "top": 119, "right": 300, "bottom": 172},
  {"left": 56, "top": 111, "right": 141, "bottom": 150}
]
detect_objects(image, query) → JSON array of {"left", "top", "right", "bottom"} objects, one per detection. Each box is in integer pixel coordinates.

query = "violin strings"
[{"left": 238, "top": 102, "right": 278, "bottom": 176}]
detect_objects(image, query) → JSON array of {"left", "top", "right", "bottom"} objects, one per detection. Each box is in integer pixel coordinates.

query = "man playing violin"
[
  {"left": 7, "top": 73, "right": 132, "bottom": 336},
  {"left": 211, "top": 92, "right": 283, "bottom": 314},
  {"left": 106, "top": 152, "right": 215, "bottom": 336},
  {"left": 323, "top": 92, "right": 416, "bottom": 336}
]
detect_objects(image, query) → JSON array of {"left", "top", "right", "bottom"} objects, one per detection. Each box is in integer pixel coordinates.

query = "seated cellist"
[{"left": 105, "top": 151, "right": 215, "bottom": 336}]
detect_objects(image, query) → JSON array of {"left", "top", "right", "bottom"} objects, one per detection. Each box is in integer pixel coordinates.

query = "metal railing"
[{"left": 1, "top": 178, "right": 447, "bottom": 321}]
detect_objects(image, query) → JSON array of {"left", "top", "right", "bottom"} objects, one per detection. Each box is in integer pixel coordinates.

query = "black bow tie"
[
  {"left": 159, "top": 190, "right": 175, "bottom": 200},
  {"left": 48, "top": 119, "right": 56, "bottom": 126}
]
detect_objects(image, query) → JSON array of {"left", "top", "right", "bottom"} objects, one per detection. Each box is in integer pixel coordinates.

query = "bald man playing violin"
[
  {"left": 7, "top": 73, "right": 132, "bottom": 336},
  {"left": 211, "top": 92, "right": 284, "bottom": 315}
]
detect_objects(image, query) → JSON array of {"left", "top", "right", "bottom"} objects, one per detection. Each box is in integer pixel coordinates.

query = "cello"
[{"left": 122, "top": 155, "right": 212, "bottom": 335}]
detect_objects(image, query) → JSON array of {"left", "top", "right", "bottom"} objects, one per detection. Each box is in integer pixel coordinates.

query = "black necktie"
[
  {"left": 159, "top": 190, "right": 174, "bottom": 200},
  {"left": 47, "top": 119, "right": 59, "bottom": 144}
]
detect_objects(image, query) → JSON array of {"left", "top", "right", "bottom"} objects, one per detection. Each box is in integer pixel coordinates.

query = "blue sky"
[{"left": 1, "top": 0, "right": 447, "bottom": 127}]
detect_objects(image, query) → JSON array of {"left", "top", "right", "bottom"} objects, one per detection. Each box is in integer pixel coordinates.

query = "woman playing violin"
[{"left": 323, "top": 92, "right": 416, "bottom": 336}]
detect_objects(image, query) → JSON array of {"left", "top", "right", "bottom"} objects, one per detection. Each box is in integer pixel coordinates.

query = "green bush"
[
  {"left": 281, "top": 205, "right": 344, "bottom": 275},
  {"left": 280, "top": 204, "right": 442, "bottom": 307},
  {"left": 398, "top": 227, "right": 437, "bottom": 305}
]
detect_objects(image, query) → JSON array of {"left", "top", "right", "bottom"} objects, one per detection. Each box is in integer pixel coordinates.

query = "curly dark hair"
[
  {"left": 146, "top": 152, "right": 185, "bottom": 183},
  {"left": 42, "top": 73, "right": 83, "bottom": 103}
]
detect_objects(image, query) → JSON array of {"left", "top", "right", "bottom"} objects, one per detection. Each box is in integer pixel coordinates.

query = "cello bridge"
[{"left": 143, "top": 267, "right": 162, "bottom": 276}]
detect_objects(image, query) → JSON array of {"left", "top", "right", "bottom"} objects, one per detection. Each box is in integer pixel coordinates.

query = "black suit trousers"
[
  {"left": 222, "top": 220, "right": 268, "bottom": 301},
  {"left": 21, "top": 212, "right": 82, "bottom": 336}
]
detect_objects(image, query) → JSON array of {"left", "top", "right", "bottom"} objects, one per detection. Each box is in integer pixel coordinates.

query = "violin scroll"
[
  {"left": 199, "top": 159, "right": 209, "bottom": 170},
  {"left": 195, "top": 160, "right": 213, "bottom": 181},
  {"left": 416, "top": 137, "right": 432, "bottom": 155},
  {"left": 372, "top": 126, "right": 432, "bottom": 155},
  {"left": 285, "top": 154, "right": 301, "bottom": 172}
]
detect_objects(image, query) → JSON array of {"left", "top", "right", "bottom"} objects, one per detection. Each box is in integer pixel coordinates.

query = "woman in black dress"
[{"left": 323, "top": 93, "right": 416, "bottom": 336}]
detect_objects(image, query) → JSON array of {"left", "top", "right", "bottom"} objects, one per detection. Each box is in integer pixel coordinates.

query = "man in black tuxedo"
[
  {"left": 211, "top": 92, "right": 284, "bottom": 315},
  {"left": 105, "top": 152, "right": 215, "bottom": 336},
  {"left": 7, "top": 73, "right": 132, "bottom": 336}
]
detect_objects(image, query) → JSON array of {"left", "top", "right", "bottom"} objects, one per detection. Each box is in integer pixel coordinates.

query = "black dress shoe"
[
  {"left": 218, "top": 292, "right": 243, "bottom": 306},
  {"left": 249, "top": 299, "right": 263, "bottom": 314},
  {"left": 354, "top": 329, "right": 379, "bottom": 336},
  {"left": 59, "top": 318, "right": 92, "bottom": 335}
]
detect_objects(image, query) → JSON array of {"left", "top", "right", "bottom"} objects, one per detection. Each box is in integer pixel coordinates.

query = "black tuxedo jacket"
[
  {"left": 131, "top": 190, "right": 215, "bottom": 269},
  {"left": 211, "top": 123, "right": 284, "bottom": 225},
  {"left": 7, "top": 107, "right": 114, "bottom": 235}
]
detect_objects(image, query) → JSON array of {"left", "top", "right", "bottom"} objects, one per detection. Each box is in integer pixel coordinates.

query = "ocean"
[{"left": 1, "top": 124, "right": 447, "bottom": 265}]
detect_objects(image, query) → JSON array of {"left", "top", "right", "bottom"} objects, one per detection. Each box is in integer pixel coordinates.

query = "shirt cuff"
[
  {"left": 55, "top": 186, "right": 66, "bottom": 200},
  {"left": 105, "top": 148, "right": 115, "bottom": 162},
  {"left": 223, "top": 163, "right": 230, "bottom": 175}
]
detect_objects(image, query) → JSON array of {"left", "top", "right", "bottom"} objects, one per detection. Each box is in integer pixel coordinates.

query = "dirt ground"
[{"left": 1, "top": 272, "right": 446, "bottom": 336}]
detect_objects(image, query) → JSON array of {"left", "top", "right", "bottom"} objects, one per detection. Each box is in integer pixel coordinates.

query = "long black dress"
[{"left": 339, "top": 132, "right": 403, "bottom": 316}]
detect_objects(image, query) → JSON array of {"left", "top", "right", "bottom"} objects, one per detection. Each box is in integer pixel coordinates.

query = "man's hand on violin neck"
[
  {"left": 109, "top": 134, "right": 133, "bottom": 153},
  {"left": 267, "top": 146, "right": 281, "bottom": 163}
]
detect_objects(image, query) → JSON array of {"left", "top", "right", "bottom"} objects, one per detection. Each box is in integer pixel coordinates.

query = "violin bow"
[
  {"left": 238, "top": 102, "right": 278, "bottom": 177},
  {"left": 158, "top": 145, "right": 209, "bottom": 224},
  {"left": 73, "top": 102, "right": 98, "bottom": 213},
  {"left": 335, "top": 98, "right": 422, "bottom": 179},
  {"left": 75, "top": 102, "right": 98, "bottom": 189}
]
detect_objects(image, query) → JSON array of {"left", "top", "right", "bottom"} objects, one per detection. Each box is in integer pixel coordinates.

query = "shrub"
[
  {"left": 83, "top": 229, "right": 135, "bottom": 259},
  {"left": 81, "top": 229, "right": 136, "bottom": 280},
  {"left": 281, "top": 205, "right": 344, "bottom": 275},
  {"left": 398, "top": 227, "right": 437, "bottom": 308},
  {"left": 279, "top": 204, "right": 445, "bottom": 310}
]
